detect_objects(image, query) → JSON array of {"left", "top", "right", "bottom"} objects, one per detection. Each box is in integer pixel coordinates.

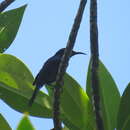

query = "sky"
[{"left": 0, "top": 0, "right": 130, "bottom": 130}]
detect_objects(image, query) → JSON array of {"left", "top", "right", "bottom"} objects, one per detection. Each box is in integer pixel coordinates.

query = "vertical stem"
[
  {"left": 53, "top": 0, "right": 87, "bottom": 129},
  {"left": 0, "top": 0, "right": 15, "bottom": 13},
  {"left": 53, "top": 86, "right": 62, "bottom": 130},
  {"left": 90, "top": 0, "right": 104, "bottom": 130}
]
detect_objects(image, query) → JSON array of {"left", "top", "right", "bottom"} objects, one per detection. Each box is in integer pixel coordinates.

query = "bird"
[{"left": 28, "top": 48, "right": 85, "bottom": 106}]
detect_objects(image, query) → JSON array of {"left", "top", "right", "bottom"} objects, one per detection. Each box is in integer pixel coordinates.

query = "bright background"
[{"left": 0, "top": 0, "right": 130, "bottom": 129}]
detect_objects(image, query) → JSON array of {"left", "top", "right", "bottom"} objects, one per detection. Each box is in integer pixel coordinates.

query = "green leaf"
[
  {"left": 62, "top": 126, "right": 69, "bottom": 130},
  {"left": 0, "top": 54, "right": 52, "bottom": 118},
  {"left": 86, "top": 59, "right": 120, "bottom": 130},
  {"left": 62, "top": 116, "right": 79, "bottom": 130},
  {"left": 47, "top": 74, "right": 96, "bottom": 130},
  {"left": 17, "top": 114, "right": 35, "bottom": 130},
  {"left": 0, "top": 114, "right": 11, "bottom": 130},
  {"left": 117, "top": 83, "right": 130, "bottom": 130},
  {"left": 0, "top": 5, "right": 27, "bottom": 53},
  {"left": 122, "top": 117, "right": 130, "bottom": 130}
]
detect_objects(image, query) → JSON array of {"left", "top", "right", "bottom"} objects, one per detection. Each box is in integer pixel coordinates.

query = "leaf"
[
  {"left": 47, "top": 74, "right": 96, "bottom": 130},
  {"left": 62, "top": 116, "right": 79, "bottom": 130},
  {"left": 17, "top": 114, "right": 35, "bottom": 130},
  {"left": 0, "top": 54, "right": 52, "bottom": 118},
  {"left": 121, "top": 117, "right": 130, "bottom": 130},
  {"left": 86, "top": 59, "right": 120, "bottom": 130},
  {"left": 0, "top": 5, "right": 27, "bottom": 53},
  {"left": 0, "top": 114, "right": 11, "bottom": 130},
  {"left": 62, "top": 125, "right": 69, "bottom": 130},
  {"left": 117, "top": 83, "right": 130, "bottom": 130}
]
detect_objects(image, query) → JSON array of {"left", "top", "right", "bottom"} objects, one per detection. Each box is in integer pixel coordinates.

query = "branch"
[
  {"left": 90, "top": 0, "right": 104, "bottom": 129},
  {"left": 0, "top": 0, "right": 15, "bottom": 13},
  {"left": 52, "top": 0, "right": 87, "bottom": 129}
]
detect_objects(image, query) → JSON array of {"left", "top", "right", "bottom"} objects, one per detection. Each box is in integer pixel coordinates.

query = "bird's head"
[{"left": 54, "top": 48, "right": 86, "bottom": 57}]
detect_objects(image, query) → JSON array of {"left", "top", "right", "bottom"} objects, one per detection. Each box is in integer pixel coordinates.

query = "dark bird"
[{"left": 28, "top": 48, "right": 85, "bottom": 106}]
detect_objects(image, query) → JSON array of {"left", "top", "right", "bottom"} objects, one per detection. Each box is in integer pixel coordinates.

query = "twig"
[
  {"left": 0, "top": 0, "right": 15, "bottom": 13},
  {"left": 52, "top": 0, "right": 87, "bottom": 130},
  {"left": 90, "top": 0, "right": 104, "bottom": 129}
]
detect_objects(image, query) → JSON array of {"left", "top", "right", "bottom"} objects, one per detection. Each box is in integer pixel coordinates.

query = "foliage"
[
  {"left": 0, "top": 3, "right": 130, "bottom": 130},
  {"left": 86, "top": 60, "right": 120, "bottom": 130},
  {"left": 0, "top": 114, "right": 11, "bottom": 130},
  {"left": 17, "top": 114, "right": 35, "bottom": 130},
  {"left": 0, "top": 5, "right": 27, "bottom": 53}
]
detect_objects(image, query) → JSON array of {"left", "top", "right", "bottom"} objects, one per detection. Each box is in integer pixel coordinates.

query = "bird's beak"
[{"left": 73, "top": 51, "right": 86, "bottom": 56}]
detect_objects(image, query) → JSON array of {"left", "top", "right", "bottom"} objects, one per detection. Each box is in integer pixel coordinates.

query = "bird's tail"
[{"left": 28, "top": 87, "right": 39, "bottom": 106}]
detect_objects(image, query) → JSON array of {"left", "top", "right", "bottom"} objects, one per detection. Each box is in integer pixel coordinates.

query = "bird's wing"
[{"left": 33, "top": 56, "right": 60, "bottom": 87}]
